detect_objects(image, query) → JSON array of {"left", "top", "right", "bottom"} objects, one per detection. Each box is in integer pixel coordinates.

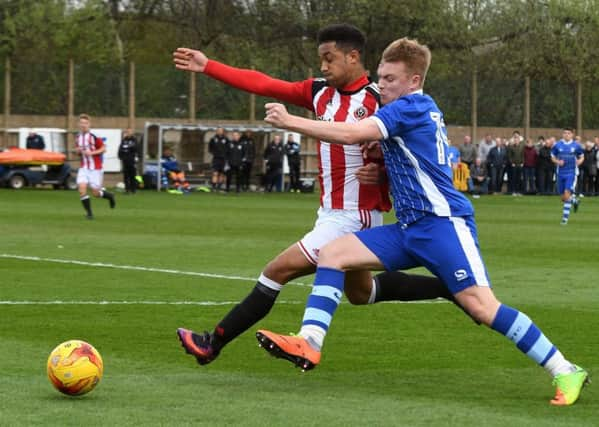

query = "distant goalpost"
[{"left": 142, "top": 122, "right": 284, "bottom": 191}]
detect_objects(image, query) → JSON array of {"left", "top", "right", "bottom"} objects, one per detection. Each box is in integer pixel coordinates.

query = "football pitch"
[{"left": 1, "top": 189, "right": 597, "bottom": 426}]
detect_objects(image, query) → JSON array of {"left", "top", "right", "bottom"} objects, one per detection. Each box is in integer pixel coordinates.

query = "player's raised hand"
[
  {"left": 173, "top": 48, "right": 208, "bottom": 73},
  {"left": 360, "top": 141, "right": 383, "bottom": 160},
  {"left": 264, "top": 103, "right": 290, "bottom": 127}
]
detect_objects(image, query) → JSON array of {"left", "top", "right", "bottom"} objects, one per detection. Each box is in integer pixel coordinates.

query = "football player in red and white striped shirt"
[
  {"left": 174, "top": 24, "right": 455, "bottom": 365},
  {"left": 75, "top": 114, "right": 115, "bottom": 219}
]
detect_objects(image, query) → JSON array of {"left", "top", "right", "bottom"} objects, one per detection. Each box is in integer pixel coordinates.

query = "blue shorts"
[
  {"left": 355, "top": 214, "right": 491, "bottom": 294},
  {"left": 556, "top": 174, "right": 577, "bottom": 195}
]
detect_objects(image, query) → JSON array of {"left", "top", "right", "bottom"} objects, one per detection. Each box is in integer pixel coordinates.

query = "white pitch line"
[
  {"left": 0, "top": 299, "right": 447, "bottom": 306},
  {"left": 0, "top": 253, "right": 310, "bottom": 287},
  {"left": 0, "top": 253, "right": 450, "bottom": 306},
  {"left": 0, "top": 300, "right": 302, "bottom": 306}
]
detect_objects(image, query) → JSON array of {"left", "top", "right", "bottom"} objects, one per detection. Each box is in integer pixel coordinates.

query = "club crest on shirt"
[{"left": 354, "top": 106, "right": 367, "bottom": 120}]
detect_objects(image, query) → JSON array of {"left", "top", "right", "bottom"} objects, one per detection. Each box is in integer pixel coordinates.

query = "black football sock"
[
  {"left": 80, "top": 195, "right": 92, "bottom": 216},
  {"left": 211, "top": 282, "right": 279, "bottom": 352},
  {"left": 374, "top": 271, "right": 480, "bottom": 324},
  {"left": 373, "top": 271, "right": 453, "bottom": 302},
  {"left": 101, "top": 190, "right": 116, "bottom": 208}
]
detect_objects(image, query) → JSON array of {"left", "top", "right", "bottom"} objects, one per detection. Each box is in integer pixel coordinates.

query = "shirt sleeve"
[
  {"left": 204, "top": 60, "right": 314, "bottom": 110},
  {"left": 372, "top": 98, "right": 407, "bottom": 140}
]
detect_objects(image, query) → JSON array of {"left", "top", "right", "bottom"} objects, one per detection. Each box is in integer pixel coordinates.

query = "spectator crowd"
[
  {"left": 153, "top": 127, "right": 599, "bottom": 198},
  {"left": 449, "top": 131, "right": 599, "bottom": 197}
]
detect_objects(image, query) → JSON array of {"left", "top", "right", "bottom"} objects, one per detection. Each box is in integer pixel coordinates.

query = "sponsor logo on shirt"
[{"left": 454, "top": 269, "right": 468, "bottom": 281}]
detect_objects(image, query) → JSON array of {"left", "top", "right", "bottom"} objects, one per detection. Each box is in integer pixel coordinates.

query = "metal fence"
[{"left": 3, "top": 59, "right": 599, "bottom": 130}]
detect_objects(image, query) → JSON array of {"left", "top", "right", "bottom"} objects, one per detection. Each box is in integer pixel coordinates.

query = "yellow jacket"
[{"left": 453, "top": 162, "right": 470, "bottom": 192}]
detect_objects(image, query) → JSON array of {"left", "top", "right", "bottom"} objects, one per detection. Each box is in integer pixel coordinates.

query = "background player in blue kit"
[
  {"left": 551, "top": 128, "right": 584, "bottom": 225},
  {"left": 259, "top": 37, "right": 588, "bottom": 406}
]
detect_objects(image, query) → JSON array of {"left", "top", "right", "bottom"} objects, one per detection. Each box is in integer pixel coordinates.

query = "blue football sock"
[
  {"left": 491, "top": 304, "right": 557, "bottom": 366},
  {"left": 299, "top": 267, "right": 344, "bottom": 350},
  {"left": 562, "top": 199, "right": 572, "bottom": 222}
]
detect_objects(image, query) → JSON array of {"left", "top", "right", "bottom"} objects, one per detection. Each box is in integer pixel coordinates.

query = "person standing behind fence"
[
  {"left": 478, "top": 134, "right": 495, "bottom": 165},
  {"left": 118, "top": 128, "right": 138, "bottom": 194},
  {"left": 507, "top": 131, "right": 524, "bottom": 195},
  {"left": 208, "top": 128, "right": 229, "bottom": 191},
  {"left": 263, "top": 134, "right": 284, "bottom": 192},
  {"left": 537, "top": 137, "right": 555, "bottom": 195},
  {"left": 26, "top": 132, "right": 45, "bottom": 150},
  {"left": 75, "top": 114, "right": 115, "bottom": 219},
  {"left": 486, "top": 138, "right": 507, "bottom": 194},
  {"left": 285, "top": 134, "right": 301, "bottom": 192},
  {"left": 225, "top": 132, "right": 245, "bottom": 193},
  {"left": 240, "top": 131, "right": 255, "bottom": 191},
  {"left": 595, "top": 137, "right": 599, "bottom": 195},
  {"left": 581, "top": 141, "right": 597, "bottom": 196},
  {"left": 459, "top": 135, "right": 477, "bottom": 167},
  {"left": 523, "top": 138, "right": 538, "bottom": 194}
]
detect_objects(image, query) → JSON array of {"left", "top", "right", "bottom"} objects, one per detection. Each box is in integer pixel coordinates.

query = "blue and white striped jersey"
[
  {"left": 551, "top": 140, "right": 583, "bottom": 176},
  {"left": 447, "top": 145, "right": 461, "bottom": 166},
  {"left": 370, "top": 92, "right": 474, "bottom": 225}
]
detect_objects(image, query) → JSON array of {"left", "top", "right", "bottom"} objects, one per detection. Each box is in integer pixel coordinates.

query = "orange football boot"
[{"left": 256, "top": 329, "right": 321, "bottom": 371}]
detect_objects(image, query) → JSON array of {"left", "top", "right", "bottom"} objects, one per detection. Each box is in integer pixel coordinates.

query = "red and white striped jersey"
[
  {"left": 203, "top": 60, "right": 391, "bottom": 212},
  {"left": 311, "top": 77, "right": 385, "bottom": 210},
  {"left": 76, "top": 132, "right": 104, "bottom": 170}
]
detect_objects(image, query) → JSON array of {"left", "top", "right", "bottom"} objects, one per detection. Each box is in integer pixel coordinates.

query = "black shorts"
[{"left": 212, "top": 157, "right": 225, "bottom": 173}]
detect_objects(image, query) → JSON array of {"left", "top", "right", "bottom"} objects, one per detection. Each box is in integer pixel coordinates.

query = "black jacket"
[
  {"left": 285, "top": 141, "right": 301, "bottom": 165},
  {"left": 486, "top": 146, "right": 507, "bottom": 168},
  {"left": 537, "top": 146, "right": 554, "bottom": 170},
  {"left": 118, "top": 136, "right": 138, "bottom": 163},
  {"left": 240, "top": 136, "right": 255, "bottom": 163},
  {"left": 26, "top": 134, "right": 45, "bottom": 150},
  {"left": 209, "top": 135, "right": 229, "bottom": 159},
  {"left": 226, "top": 139, "right": 245, "bottom": 168},
  {"left": 264, "top": 142, "right": 284, "bottom": 168}
]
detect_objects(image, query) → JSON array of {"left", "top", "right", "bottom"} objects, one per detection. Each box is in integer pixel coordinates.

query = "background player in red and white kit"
[
  {"left": 75, "top": 113, "right": 115, "bottom": 219},
  {"left": 173, "top": 24, "right": 456, "bottom": 365}
]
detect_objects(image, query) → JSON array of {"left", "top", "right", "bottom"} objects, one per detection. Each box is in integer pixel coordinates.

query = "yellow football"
[{"left": 47, "top": 339, "right": 103, "bottom": 396}]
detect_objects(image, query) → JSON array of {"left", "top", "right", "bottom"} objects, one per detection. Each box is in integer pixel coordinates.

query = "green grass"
[{"left": 0, "top": 188, "right": 597, "bottom": 426}]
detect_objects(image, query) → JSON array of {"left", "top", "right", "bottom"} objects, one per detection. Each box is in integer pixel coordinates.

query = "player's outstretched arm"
[
  {"left": 173, "top": 48, "right": 208, "bottom": 73},
  {"left": 172, "top": 49, "right": 312, "bottom": 109},
  {"left": 265, "top": 102, "right": 383, "bottom": 145}
]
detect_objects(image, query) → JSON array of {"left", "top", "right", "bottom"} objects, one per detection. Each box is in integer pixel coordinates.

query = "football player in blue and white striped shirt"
[
  {"left": 551, "top": 128, "right": 584, "bottom": 225},
  {"left": 259, "top": 37, "right": 588, "bottom": 406}
]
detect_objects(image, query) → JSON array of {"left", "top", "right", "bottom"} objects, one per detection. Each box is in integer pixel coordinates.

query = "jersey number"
[{"left": 430, "top": 112, "right": 448, "bottom": 165}]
